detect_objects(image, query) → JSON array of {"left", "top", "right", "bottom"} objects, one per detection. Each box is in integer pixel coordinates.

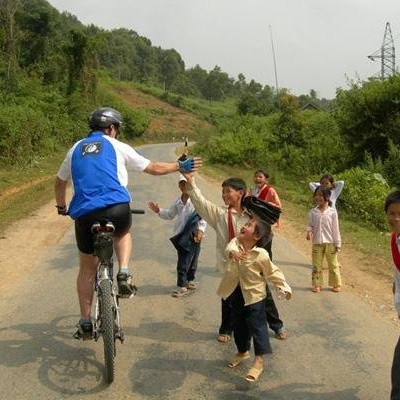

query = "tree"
[
  {"left": 274, "top": 90, "right": 304, "bottom": 146},
  {"left": 335, "top": 75, "right": 400, "bottom": 164},
  {"left": 237, "top": 84, "right": 277, "bottom": 116},
  {"left": 0, "top": 0, "right": 21, "bottom": 91},
  {"left": 159, "top": 48, "right": 185, "bottom": 90},
  {"left": 186, "top": 65, "right": 208, "bottom": 97},
  {"left": 203, "top": 65, "right": 233, "bottom": 101}
]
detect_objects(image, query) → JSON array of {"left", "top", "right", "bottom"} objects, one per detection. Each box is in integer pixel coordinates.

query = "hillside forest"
[{"left": 1, "top": 0, "right": 400, "bottom": 231}]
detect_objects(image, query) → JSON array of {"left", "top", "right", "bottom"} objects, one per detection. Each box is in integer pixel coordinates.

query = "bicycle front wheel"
[{"left": 99, "top": 279, "right": 116, "bottom": 383}]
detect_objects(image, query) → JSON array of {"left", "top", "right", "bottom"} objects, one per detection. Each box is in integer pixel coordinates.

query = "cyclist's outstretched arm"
[{"left": 144, "top": 157, "right": 202, "bottom": 175}]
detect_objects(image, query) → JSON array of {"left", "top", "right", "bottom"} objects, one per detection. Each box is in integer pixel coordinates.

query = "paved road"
[{"left": 0, "top": 143, "right": 397, "bottom": 399}]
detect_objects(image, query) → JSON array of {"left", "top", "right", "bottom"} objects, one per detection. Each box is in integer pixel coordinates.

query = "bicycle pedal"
[
  {"left": 116, "top": 332, "right": 125, "bottom": 343},
  {"left": 73, "top": 331, "right": 93, "bottom": 341}
]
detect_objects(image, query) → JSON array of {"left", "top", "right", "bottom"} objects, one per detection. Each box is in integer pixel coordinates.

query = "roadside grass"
[{"left": 0, "top": 154, "right": 67, "bottom": 235}]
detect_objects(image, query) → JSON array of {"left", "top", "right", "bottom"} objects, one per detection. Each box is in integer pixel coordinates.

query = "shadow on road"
[{"left": 0, "top": 315, "right": 107, "bottom": 395}]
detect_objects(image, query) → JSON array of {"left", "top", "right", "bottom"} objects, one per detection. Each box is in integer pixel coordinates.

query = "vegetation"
[{"left": 1, "top": 0, "right": 400, "bottom": 245}]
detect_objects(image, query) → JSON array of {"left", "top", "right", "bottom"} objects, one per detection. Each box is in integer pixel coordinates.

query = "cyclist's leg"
[
  {"left": 74, "top": 217, "right": 97, "bottom": 338},
  {"left": 104, "top": 203, "right": 132, "bottom": 272},
  {"left": 103, "top": 204, "right": 136, "bottom": 297},
  {"left": 77, "top": 251, "right": 97, "bottom": 319},
  {"left": 114, "top": 231, "right": 132, "bottom": 270}
]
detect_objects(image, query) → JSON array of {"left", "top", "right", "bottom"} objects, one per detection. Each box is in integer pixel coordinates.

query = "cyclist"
[{"left": 54, "top": 107, "right": 201, "bottom": 339}]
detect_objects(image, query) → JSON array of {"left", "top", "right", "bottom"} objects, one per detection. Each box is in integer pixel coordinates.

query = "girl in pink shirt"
[{"left": 306, "top": 186, "right": 342, "bottom": 293}]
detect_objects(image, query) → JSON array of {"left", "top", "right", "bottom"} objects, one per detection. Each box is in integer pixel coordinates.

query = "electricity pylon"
[{"left": 368, "top": 22, "right": 396, "bottom": 79}]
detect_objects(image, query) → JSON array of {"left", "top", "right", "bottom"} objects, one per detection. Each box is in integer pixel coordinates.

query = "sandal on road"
[
  {"left": 172, "top": 286, "right": 189, "bottom": 297},
  {"left": 229, "top": 352, "right": 250, "bottom": 368},
  {"left": 217, "top": 334, "right": 231, "bottom": 343},
  {"left": 186, "top": 281, "right": 197, "bottom": 290},
  {"left": 245, "top": 366, "right": 264, "bottom": 382},
  {"left": 276, "top": 330, "right": 288, "bottom": 340}
]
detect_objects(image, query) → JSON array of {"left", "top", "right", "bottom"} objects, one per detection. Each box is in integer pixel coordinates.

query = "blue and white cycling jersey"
[{"left": 57, "top": 131, "right": 150, "bottom": 218}]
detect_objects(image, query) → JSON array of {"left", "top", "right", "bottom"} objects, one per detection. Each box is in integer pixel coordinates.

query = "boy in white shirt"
[{"left": 149, "top": 175, "right": 206, "bottom": 297}]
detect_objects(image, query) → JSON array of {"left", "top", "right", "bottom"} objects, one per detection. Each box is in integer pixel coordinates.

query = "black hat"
[{"left": 243, "top": 196, "right": 281, "bottom": 225}]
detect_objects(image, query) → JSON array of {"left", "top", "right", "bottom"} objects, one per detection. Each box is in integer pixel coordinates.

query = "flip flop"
[
  {"left": 276, "top": 331, "right": 288, "bottom": 340},
  {"left": 245, "top": 366, "right": 264, "bottom": 382},
  {"left": 228, "top": 352, "right": 250, "bottom": 368},
  {"left": 217, "top": 334, "right": 231, "bottom": 343}
]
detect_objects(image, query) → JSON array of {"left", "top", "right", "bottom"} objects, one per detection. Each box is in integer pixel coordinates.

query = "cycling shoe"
[
  {"left": 117, "top": 272, "right": 138, "bottom": 298},
  {"left": 73, "top": 320, "right": 93, "bottom": 340}
]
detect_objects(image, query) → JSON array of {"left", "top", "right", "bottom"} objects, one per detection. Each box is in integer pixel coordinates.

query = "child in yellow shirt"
[{"left": 217, "top": 217, "right": 292, "bottom": 382}]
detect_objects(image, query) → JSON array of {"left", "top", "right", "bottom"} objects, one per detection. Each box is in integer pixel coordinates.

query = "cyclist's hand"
[
  {"left": 56, "top": 205, "right": 68, "bottom": 215},
  {"left": 178, "top": 156, "right": 202, "bottom": 173}
]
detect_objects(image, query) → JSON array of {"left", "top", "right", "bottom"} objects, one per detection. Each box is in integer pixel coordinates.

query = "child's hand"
[
  {"left": 276, "top": 287, "right": 291, "bottom": 300},
  {"left": 335, "top": 246, "right": 341, "bottom": 253},
  {"left": 193, "top": 230, "right": 203, "bottom": 243},
  {"left": 306, "top": 231, "right": 312, "bottom": 241},
  {"left": 181, "top": 171, "right": 195, "bottom": 184},
  {"left": 229, "top": 250, "right": 246, "bottom": 262},
  {"left": 148, "top": 201, "right": 160, "bottom": 213}
]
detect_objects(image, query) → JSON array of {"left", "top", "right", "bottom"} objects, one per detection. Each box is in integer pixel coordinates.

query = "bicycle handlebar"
[{"left": 131, "top": 209, "right": 145, "bottom": 214}]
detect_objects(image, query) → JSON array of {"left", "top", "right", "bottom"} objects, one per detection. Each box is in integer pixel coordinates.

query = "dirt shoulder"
[{"left": 0, "top": 191, "right": 72, "bottom": 294}]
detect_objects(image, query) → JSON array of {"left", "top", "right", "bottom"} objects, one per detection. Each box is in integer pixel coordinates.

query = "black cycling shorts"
[{"left": 75, "top": 203, "right": 132, "bottom": 254}]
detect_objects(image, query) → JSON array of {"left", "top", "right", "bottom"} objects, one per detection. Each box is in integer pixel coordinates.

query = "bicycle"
[{"left": 90, "top": 209, "right": 144, "bottom": 383}]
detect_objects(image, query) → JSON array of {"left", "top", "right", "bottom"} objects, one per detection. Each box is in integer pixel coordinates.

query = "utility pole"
[
  {"left": 269, "top": 25, "right": 280, "bottom": 107},
  {"left": 368, "top": 22, "right": 396, "bottom": 79}
]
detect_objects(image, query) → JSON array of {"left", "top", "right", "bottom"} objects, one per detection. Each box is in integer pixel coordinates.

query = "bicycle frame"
[{"left": 91, "top": 220, "right": 121, "bottom": 383}]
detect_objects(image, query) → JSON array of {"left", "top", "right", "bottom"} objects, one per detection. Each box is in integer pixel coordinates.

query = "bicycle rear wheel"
[{"left": 99, "top": 279, "right": 116, "bottom": 383}]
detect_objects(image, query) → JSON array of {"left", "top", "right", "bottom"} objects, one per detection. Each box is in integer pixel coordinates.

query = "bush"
[
  {"left": 0, "top": 105, "right": 54, "bottom": 165},
  {"left": 339, "top": 167, "right": 390, "bottom": 230},
  {"left": 382, "top": 141, "right": 400, "bottom": 187},
  {"left": 120, "top": 106, "right": 150, "bottom": 139}
]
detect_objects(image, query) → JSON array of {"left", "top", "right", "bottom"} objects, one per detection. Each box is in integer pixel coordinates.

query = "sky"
[{"left": 47, "top": 0, "right": 400, "bottom": 99}]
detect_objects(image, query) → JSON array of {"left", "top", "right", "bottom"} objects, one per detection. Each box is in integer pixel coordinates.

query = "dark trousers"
[
  {"left": 219, "top": 297, "right": 233, "bottom": 336},
  {"left": 391, "top": 335, "right": 400, "bottom": 400},
  {"left": 264, "top": 238, "right": 284, "bottom": 333},
  {"left": 176, "top": 241, "right": 201, "bottom": 287},
  {"left": 265, "top": 284, "right": 284, "bottom": 333},
  {"left": 230, "top": 286, "right": 272, "bottom": 355}
]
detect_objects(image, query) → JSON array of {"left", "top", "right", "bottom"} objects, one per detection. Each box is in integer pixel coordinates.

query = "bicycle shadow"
[{"left": 0, "top": 314, "right": 109, "bottom": 395}]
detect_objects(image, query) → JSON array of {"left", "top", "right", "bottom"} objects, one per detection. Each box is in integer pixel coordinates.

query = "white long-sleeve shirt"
[
  {"left": 157, "top": 196, "right": 207, "bottom": 236},
  {"left": 187, "top": 181, "right": 250, "bottom": 273},
  {"left": 306, "top": 206, "right": 341, "bottom": 248},
  {"left": 309, "top": 180, "right": 344, "bottom": 209}
]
